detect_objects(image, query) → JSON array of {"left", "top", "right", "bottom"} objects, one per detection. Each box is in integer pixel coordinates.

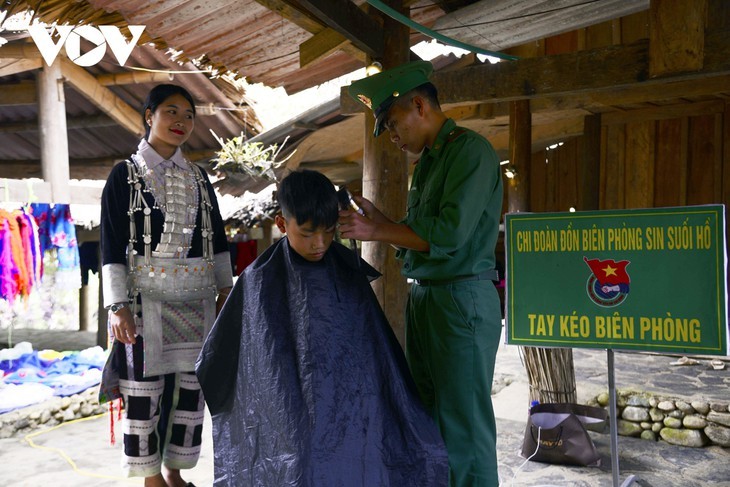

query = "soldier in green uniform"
[{"left": 339, "top": 60, "right": 504, "bottom": 486}]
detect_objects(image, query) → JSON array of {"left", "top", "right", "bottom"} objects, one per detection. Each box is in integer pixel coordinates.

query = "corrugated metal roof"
[{"left": 7, "top": 0, "right": 444, "bottom": 93}]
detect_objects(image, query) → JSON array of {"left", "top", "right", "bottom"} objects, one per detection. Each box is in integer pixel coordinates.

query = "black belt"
[{"left": 415, "top": 270, "right": 499, "bottom": 286}]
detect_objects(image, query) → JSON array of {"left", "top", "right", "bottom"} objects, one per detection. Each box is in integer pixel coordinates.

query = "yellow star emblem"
[
  {"left": 603, "top": 265, "right": 617, "bottom": 277},
  {"left": 357, "top": 94, "right": 372, "bottom": 110}
]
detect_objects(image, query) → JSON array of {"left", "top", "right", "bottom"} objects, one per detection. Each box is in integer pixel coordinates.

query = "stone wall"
[
  {"left": 0, "top": 386, "right": 105, "bottom": 439},
  {"left": 587, "top": 390, "right": 730, "bottom": 448}
]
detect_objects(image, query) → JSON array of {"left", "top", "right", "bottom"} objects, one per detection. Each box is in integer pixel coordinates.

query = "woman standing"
[{"left": 100, "top": 84, "right": 232, "bottom": 487}]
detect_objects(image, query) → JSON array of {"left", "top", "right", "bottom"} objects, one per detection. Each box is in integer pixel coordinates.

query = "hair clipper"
[
  {"left": 336, "top": 187, "right": 362, "bottom": 261},
  {"left": 337, "top": 187, "right": 365, "bottom": 215}
]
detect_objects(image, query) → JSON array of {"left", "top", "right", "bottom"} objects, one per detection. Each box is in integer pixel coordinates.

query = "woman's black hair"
[
  {"left": 142, "top": 84, "right": 196, "bottom": 139},
  {"left": 277, "top": 170, "right": 339, "bottom": 229}
]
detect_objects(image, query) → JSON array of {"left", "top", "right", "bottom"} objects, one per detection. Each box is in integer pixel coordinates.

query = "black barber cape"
[{"left": 196, "top": 238, "right": 448, "bottom": 486}]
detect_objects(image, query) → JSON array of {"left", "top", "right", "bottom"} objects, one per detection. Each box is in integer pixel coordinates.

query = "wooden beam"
[
  {"left": 299, "top": 28, "right": 366, "bottom": 68},
  {"left": 60, "top": 58, "right": 143, "bottom": 137},
  {"left": 533, "top": 73, "right": 730, "bottom": 112},
  {"left": 601, "top": 100, "right": 725, "bottom": 125},
  {"left": 256, "top": 0, "right": 366, "bottom": 67},
  {"left": 253, "top": 0, "right": 325, "bottom": 33},
  {"left": 0, "top": 43, "right": 42, "bottom": 60},
  {"left": 0, "top": 58, "right": 42, "bottom": 77},
  {"left": 438, "top": 34, "right": 730, "bottom": 104},
  {"left": 341, "top": 32, "right": 730, "bottom": 112},
  {"left": 96, "top": 71, "right": 173, "bottom": 86},
  {"left": 0, "top": 84, "right": 37, "bottom": 105},
  {"left": 649, "top": 0, "right": 707, "bottom": 77},
  {"left": 296, "top": 0, "right": 383, "bottom": 58},
  {"left": 0, "top": 114, "right": 118, "bottom": 133}
]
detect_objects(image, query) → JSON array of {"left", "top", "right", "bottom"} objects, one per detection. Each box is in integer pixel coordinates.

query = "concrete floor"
[{"left": 1, "top": 328, "right": 729, "bottom": 486}]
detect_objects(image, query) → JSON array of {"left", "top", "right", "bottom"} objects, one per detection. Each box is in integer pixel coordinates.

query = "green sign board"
[{"left": 504, "top": 205, "right": 728, "bottom": 355}]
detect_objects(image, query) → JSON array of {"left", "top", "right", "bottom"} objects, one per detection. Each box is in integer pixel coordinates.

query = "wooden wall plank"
[
  {"left": 585, "top": 20, "right": 615, "bottom": 50},
  {"left": 611, "top": 18, "right": 622, "bottom": 45},
  {"left": 602, "top": 125, "right": 626, "bottom": 209},
  {"left": 545, "top": 146, "right": 557, "bottom": 210},
  {"left": 602, "top": 100, "right": 724, "bottom": 125},
  {"left": 707, "top": 0, "right": 730, "bottom": 31},
  {"left": 679, "top": 118, "right": 689, "bottom": 205},
  {"left": 625, "top": 120, "right": 655, "bottom": 208},
  {"left": 579, "top": 114, "right": 601, "bottom": 210},
  {"left": 620, "top": 10, "right": 650, "bottom": 43},
  {"left": 599, "top": 126, "right": 607, "bottom": 207},
  {"left": 545, "top": 31, "right": 579, "bottom": 55},
  {"left": 505, "top": 38, "right": 545, "bottom": 59},
  {"left": 654, "top": 118, "right": 684, "bottom": 207},
  {"left": 687, "top": 114, "right": 717, "bottom": 204},
  {"left": 556, "top": 139, "right": 579, "bottom": 211},
  {"left": 508, "top": 100, "right": 532, "bottom": 213},
  {"left": 713, "top": 112, "right": 723, "bottom": 201},
  {"left": 530, "top": 150, "right": 547, "bottom": 212}
]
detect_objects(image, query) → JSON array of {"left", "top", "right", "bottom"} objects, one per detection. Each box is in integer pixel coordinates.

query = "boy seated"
[{"left": 196, "top": 170, "right": 448, "bottom": 486}]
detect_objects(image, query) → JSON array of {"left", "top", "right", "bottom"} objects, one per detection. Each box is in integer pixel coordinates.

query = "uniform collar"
[
  {"left": 422, "top": 118, "right": 457, "bottom": 160},
  {"left": 137, "top": 138, "right": 187, "bottom": 169}
]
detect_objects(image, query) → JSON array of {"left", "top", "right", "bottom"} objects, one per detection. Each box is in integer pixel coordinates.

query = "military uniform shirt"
[{"left": 397, "top": 118, "right": 503, "bottom": 280}]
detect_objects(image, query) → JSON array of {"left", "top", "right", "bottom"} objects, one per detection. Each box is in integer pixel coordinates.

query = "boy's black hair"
[
  {"left": 142, "top": 84, "right": 196, "bottom": 139},
  {"left": 399, "top": 82, "right": 441, "bottom": 110},
  {"left": 277, "top": 170, "right": 339, "bottom": 229}
]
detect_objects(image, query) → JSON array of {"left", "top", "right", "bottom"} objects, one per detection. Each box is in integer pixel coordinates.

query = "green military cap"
[{"left": 348, "top": 60, "right": 434, "bottom": 137}]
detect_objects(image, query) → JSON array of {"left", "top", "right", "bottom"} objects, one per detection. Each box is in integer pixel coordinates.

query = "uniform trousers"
[
  {"left": 113, "top": 336, "right": 205, "bottom": 478},
  {"left": 406, "top": 279, "right": 502, "bottom": 487}
]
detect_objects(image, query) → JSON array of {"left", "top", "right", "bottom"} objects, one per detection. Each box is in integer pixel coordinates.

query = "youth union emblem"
[{"left": 583, "top": 257, "right": 631, "bottom": 307}]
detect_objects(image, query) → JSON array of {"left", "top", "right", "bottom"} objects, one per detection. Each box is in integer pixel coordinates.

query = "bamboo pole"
[
  {"left": 521, "top": 347, "right": 577, "bottom": 404},
  {"left": 509, "top": 99, "right": 577, "bottom": 406}
]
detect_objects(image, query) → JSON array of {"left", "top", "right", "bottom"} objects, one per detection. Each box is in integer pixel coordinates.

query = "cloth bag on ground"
[{"left": 521, "top": 403, "right": 607, "bottom": 466}]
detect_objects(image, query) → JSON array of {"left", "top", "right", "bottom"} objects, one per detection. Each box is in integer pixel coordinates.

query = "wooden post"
[
  {"left": 507, "top": 100, "right": 531, "bottom": 213},
  {"left": 649, "top": 0, "right": 707, "bottom": 78},
  {"left": 579, "top": 114, "right": 601, "bottom": 211},
  {"left": 79, "top": 282, "right": 89, "bottom": 331},
  {"left": 37, "top": 61, "right": 71, "bottom": 203},
  {"left": 361, "top": 0, "right": 410, "bottom": 347}
]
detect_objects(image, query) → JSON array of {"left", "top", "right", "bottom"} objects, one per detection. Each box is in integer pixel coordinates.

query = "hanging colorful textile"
[
  {"left": 28, "top": 203, "right": 52, "bottom": 255},
  {"left": 0, "top": 219, "right": 19, "bottom": 302},
  {"left": 0, "top": 209, "right": 30, "bottom": 302},
  {"left": 28, "top": 203, "right": 81, "bottom": 289}
]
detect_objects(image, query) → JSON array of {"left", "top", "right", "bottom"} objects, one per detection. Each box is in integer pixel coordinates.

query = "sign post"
[{"left": 504, "top": 205, "right": 728, "bottom": 486}]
